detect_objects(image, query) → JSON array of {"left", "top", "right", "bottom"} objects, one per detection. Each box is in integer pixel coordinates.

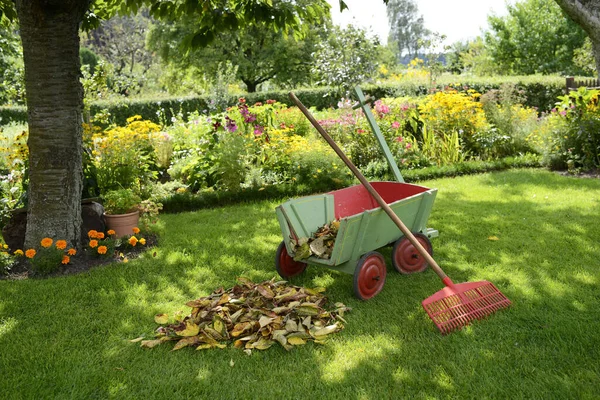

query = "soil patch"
[{"left": 1, "top": 235, "right": 157, "bottom": 280}]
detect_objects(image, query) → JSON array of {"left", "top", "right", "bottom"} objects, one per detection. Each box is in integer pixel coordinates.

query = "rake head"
[{"left": 422, "top": 280, "right": 511, "bottom": 335}]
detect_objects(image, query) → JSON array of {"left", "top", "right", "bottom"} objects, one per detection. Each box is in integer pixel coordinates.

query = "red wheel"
[
  {"left": 275, "top": 241, "right": 307, "bottom": 278},
  {"left": 353, "top": 251, "right": 386, "bottom": 300},
  {"left": 392, "top": 233, "right": 432, "bottom": 274}
]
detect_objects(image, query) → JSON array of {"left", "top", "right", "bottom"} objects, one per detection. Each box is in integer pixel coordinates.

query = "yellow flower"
[
  {"left": 67, "top": 248, "right": 77, "bottom": 256},
  {"left": 107, "top": 230, "right": 116, "bottom": 236},
  {"left": 88, "top": 230, "right": 98, "bottom": 238},
  {"left": 14, "top": 249, "right": 24, "bottom": 256},
  {"left": 123, "top": 257, "right": 129, "bottom": 263},
  {"left": 25, "top": 249, "right": 36, "bottom": 259},
  {"left": 40, "top": 238, "right": 53, "bottom": 248},
  {"left": 139, "top": 238, "right": 146, "bottom": 245},
  {"left": 132, "top": 227, "right": 140, "bottom": 234},
  {"left": 129, "top": 236, "right": 138, "bottom": 246},
  {"left": 55, "top": 240, "right": 67, "bottom": 250},
  {"left": 97, "top": 246, "right": 108, "bottom": 255},
  {"left": 61, "top": 255, "right": 70, "bottom": 265},
  {"left": 2, "top": 244, "right": 7, "bottom": 249},
  {"left": 89, "top": 240, "right": 98, "bottom": 248}
]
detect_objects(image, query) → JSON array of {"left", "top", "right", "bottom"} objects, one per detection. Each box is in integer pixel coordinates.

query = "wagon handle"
[{"left": 288, "top": 92, "right": 449, "bottom": 281}]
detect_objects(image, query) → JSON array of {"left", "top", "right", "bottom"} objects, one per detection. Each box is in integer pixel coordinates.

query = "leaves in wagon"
[
  {"left": 141, "top": 277, "right": 351, "bottom": 352},
  {"left": 291, "top": 219, "right": 340, "bottom": 261}
]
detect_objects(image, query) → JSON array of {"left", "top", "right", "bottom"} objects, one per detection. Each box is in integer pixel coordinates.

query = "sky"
[{"left": 328, "top": 0, "right": 510, "bottom": 45}]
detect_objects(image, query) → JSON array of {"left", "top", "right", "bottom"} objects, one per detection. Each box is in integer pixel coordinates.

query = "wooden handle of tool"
[{"left": 289, "top": 92, "right": 448, "bottom": 281}]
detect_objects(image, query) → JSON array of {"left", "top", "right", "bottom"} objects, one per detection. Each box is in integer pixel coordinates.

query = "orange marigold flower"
[
  {"left": 107, "top": 230, "right": 116, "bottom": 236},
  {"left": 129, "top": 236, "right": 138, "bottom": 246},
  {"left": 132, "top": 227, "right": 140, "bottom": 234},
  {"left": 89, "top": 240, "right": 98, "bottom": 248},
  {"left": 96, "top": 232, "right": 105, "bottom": 239},
  {"left": 97, "top": 246, "right": 108, "bottom": 255},
  {"left": 55, "top": 240, "right": 67, "bottom": 250},
  {"left": 67, "top": 248, "right": 77, "bottom": 256},
  {"left": 40, "top": 237, "right": 53, "bottom": 248},
  {"left": 25, "top": 249, "right": 36, "bottom": 258},
  {"left": 88, "top": 230, "right": 98, "bottom": 238},
  {"left": 14, "top": 249, "right": 24, "bottom": 256},
  {"left": 139, "top": 238, "right": 146, "bottom": 245},
  {"left": 61, "top": 255, "right": 70, "bottom": 265}
]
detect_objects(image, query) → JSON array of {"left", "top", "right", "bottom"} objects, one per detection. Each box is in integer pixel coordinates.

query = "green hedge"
[
  {"left": 159, "top": 155, "right": 543, "bottom": 213},
  {"left": 1, "top": 76, "right": 568, "bottom": 126},
  {"left": 0, "top": 105, "right": 27, "bottom": 125}
]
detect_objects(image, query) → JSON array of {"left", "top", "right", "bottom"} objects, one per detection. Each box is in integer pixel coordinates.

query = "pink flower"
[
  {"left": 356, "top": 128, "right": 366, "bottom": 134},
  {"left": 405, "top": 143, "right": 412, "bottom": 149},
  {"left": 395, "top": 136, "right": 403, "bottom": 142},
  {"left": 391, "top": 121, "right": 401, "bottom": 129},
  {"left": 254, "top": 125, "right": 264, "bottom": 136}
]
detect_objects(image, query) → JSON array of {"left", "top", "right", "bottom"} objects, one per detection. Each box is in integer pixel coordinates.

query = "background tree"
[
  {"left": 459, "top": 37, "right": 499, "bottom": 76},
  {"left": 485, "top": 0, "right": 587, "bottom": 75},
  {"left": 83, "top": 10, "right": 155, "bottom": 95},
  {"left": 555, "top": 0, "right": 600, "bottom": 79},
  {"left": 0, "top": 20, "right": 24, "bottom": 105},
  {"left": 0, "top": 0, "right": 332, "bottom": 250},
  {"left": 311, "top": 24, "right": 381, "bottom": 91},
  {"left": 573, "top": 37, "right": 596, "bottom": 76},
  {"left": 148, "top": 15, "right": 326, "bottom": 93},
  {"left": 386, "top": 0, "right": 428, "bottom": 60}
]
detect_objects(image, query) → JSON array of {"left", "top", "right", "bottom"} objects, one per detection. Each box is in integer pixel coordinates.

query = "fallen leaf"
[
  {"left": 488, "top": 236, "right": 500, "bottom": 241},
  {"left": 172, "top": 336, "right": 200, "bottom": 351},
  {"left": 154, "top": 314, "right": 169, "bottom": 325},
  {"left": 177, "top": 321, "right": 200, "bottom": 337},
  {"left": 129, "top": 336, "right": 144, "bottom": 343},
  {"left": 287, "top": 336, "right": 306, "bottom": 345}
]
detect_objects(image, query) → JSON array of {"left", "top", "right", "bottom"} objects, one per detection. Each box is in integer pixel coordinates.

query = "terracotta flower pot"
[{"left": 103, "top": 210, "right": 140, "bottom": 238}]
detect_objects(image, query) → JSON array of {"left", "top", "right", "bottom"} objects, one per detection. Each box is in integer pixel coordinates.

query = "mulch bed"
[
  {"left": 1, "top": 234, "right": 158, "bottom": 280},
  {"left": 555, "top": 169, "right": 600, "bottom": 179}
]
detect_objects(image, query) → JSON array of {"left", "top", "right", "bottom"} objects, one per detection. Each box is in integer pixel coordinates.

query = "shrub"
[
  {"left": 102, "top": 188, "right": 142, "bottom": 215},
  {"left": 92, "top": 115, "right": 160, "bottom": 193},
  {"left": 546, "top": 87, "right": 600, "bottom": 171}
]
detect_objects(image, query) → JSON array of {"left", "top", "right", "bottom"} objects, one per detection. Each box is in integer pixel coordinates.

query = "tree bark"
[
  {"left": 15, "top": 0, "right": 91, "bottom": 249},
  {"left": 554, "top": 0, "right": 600, "bottom": 78}
]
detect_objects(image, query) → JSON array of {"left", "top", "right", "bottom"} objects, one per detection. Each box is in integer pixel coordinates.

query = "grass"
[{"left": 1, "top": 169, "right": 599, "bottom": 399}]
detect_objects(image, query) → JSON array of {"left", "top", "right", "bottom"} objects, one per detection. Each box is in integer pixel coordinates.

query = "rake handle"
[{"left": 289, "top": 92, "right": 449, "bottom": 282}]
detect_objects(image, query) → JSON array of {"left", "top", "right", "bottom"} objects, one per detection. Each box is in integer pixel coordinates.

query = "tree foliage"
[
  {"left": 554, "top": 0, "right": 600, "bottom": 79},
  {"left": 485, "top": 0, "right": 587, "bottom": 75},
  {"left": 386, "top": 0, "right": 428, "bottom": 59},
  {"left": 148, "top": 10, "right": 327, "bottom": 93},
  {"left": 311, "top": 25, "right": 381, "bottom": 91}
]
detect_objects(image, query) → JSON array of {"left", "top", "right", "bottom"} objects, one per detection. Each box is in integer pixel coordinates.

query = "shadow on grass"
[{"left": 1, "top": 170, "right": 599, "bottom": 398}]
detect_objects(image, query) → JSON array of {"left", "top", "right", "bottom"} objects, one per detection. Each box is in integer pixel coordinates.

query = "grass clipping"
[
  {"left": 137, "top": 277, "right": 351, "bottom": 352},
  {"left": 291, "top": 219, "right": 340, "bottom": 261}
]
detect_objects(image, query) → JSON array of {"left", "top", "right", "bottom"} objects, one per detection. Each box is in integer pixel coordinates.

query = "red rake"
[{"left": 289, "top": 92, "right": 512, "bottom": 334}]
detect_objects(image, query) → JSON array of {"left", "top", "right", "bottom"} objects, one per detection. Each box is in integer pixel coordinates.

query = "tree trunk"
[
  {"left": 15, "top": 0, "right": 91, "bottom": 249},
  {"left": 554, "top": 0, "right": 600, "bottom": 79},
  {"left": 244, "top": 80, "right": 258, "bottom": 93}
]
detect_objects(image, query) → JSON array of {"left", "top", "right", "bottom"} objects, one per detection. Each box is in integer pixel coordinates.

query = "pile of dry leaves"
[
  {"left": 135, "top": 277, "right": 350, "bottom": 352},
  {"left": 290, "top": 219, "right": 340, "bottom": 261}
]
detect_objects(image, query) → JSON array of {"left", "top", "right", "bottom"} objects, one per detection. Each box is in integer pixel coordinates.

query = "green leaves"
[{"left": 138, "top": 277, "right": 351, "bottom": 352}]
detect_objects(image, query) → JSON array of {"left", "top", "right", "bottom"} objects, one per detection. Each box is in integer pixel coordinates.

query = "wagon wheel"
[
  {"left": 392, "top": 233, "right": 432, "bottom": 274},
  {"left": 353, "top": 251, "right": 387, "bottom": 300},
  {"left": 275, "top": 241, "right": 307, "bottom": 278}
]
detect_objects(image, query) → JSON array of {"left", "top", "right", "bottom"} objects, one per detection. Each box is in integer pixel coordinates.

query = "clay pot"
[{"left": 103, "top": 210, "right": 140, "bottom": 238}]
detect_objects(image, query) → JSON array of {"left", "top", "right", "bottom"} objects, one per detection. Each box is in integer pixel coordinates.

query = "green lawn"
[{"left": 1, "top": 169, "right": 599, "bottom": 399}]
